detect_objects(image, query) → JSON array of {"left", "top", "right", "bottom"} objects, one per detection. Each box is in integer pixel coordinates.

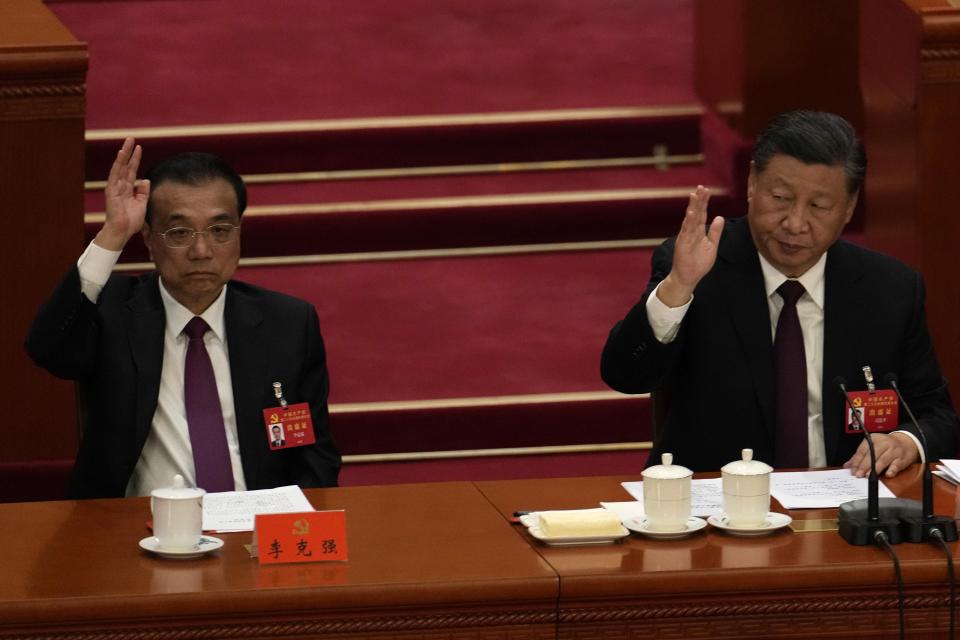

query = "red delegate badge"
[
  {"left": 263, "top": 403, "right": 316, "bottom": 449},
  {"left": 844, "top": 390, "right": 899, "bottom": 434}
]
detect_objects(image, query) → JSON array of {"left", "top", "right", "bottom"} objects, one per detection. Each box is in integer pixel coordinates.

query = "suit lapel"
[
  {"left": 822, "top": 241, "right": 866, "bottom": 464},
  {"left": 125, "top": 274, "right": 165, "bottom": 453},
  {"left": 224, "top": 284, "right": 267, "bottom": 489},
  {"left": 717, "top": 220, "right": 777, "bottom": 440}
]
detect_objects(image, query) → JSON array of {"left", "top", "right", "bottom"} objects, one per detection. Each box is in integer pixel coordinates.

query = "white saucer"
[
  {"left": 623, "top": 516, "right": 708, "bottom": 539},
  {"left": 139, "top": 535, "right": 224, "bottom": 559},
  {"left": 707, "top": 512, "right": 793, "bottom": 536},
  {"left": 519, "top": 514, "right": 629, "bottom": 546}
]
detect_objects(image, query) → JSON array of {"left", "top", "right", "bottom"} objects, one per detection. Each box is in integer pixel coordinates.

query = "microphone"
[
  {"left": 835, "top": 375, "right": 915, "bottom": 545},
  {"left": 885, "top": 373, "right": 958, "bottom": 542}
]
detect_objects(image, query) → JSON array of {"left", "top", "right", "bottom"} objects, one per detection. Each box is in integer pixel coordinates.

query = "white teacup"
[
  {"left": 721, "top": 449, "right": 772, "bottom": 528},
  {"left": 151, "top": 474, "right": 205, "bottom": 551},
  {"left": 642, "top": 453, "right": 692, "bottom": 532}
]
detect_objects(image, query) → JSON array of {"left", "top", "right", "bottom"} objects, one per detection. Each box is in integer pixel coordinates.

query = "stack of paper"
[
  {"left": 610, "top": 469, "right": 894, "bottom": 515},
  {"left": 202, "top": 485, "right": 315, "bottom": 532},
  {"left": 769, "top": 468, "right": 895, "bottom": 509},
  {"left": 934, "top": 459, "right": 960, "bottom": 485}
]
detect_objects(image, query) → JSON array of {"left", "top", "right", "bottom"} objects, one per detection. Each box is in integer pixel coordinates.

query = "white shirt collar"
[
  {"left": 158, "top": 278, "right": 228, "bottom": 342},
  {"left": 757, "top": 251, "right": 827, "bottom": 310}
]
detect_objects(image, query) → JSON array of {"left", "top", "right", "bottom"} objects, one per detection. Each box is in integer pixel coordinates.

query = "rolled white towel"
[{"left": 537, "top": 508, "right": 625, "bottom": 537}]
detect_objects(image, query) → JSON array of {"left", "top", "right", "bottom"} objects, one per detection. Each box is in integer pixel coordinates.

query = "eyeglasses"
[{"left": 159, "top": 223, "right": 240, "bottom": 248}]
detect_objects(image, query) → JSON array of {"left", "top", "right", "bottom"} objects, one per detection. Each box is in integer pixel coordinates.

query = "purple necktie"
[
  {"left": 773, "top": 280, "right": 808, "bottom": 469},
  {"left": 183, "top": 317, "right": 234, "bottom": 492}
]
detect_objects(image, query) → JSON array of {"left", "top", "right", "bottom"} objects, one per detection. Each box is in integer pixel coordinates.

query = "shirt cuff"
[
  {"left": 645, "top": 281, "right": 692, "bottom": 344},
  {"left": 892, "top": 429, "right": 925, "bottom": 466},
  {"left": 77, "top": 240, "right": 121, "bottom": 303}
]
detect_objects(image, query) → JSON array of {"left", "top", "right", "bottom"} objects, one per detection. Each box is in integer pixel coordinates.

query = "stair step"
[
  {"left": 84, "top": 107, "right": 704, "bottom": 181},
  {"left": 86, "top": 164, "right": 735, "bottom": 262},
  {"left": 331, "top": 392, "right": 651, "bottom": 457}
]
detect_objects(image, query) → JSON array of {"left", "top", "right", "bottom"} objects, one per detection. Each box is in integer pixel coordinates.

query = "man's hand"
[
  {"left": 94, "top": 137, "right": 150, "bottom": 251},
  {"left": 656, "top": 185, "right": 724, "bottom": 308},
  {"left": 843, "top": 432, "right": 920, "bottom": 478}
]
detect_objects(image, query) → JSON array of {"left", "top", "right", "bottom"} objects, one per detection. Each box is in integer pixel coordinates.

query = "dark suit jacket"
[
  {"left": 601, "top": 217, "right": 958, "bottom": 471},
  {"left": 26, "top": 267, "right": 341, "bottom": 498}
]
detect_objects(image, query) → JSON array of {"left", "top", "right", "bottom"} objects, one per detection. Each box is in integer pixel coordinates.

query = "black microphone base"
[
  {"left": 838, "top": 515, "right": 903, "bottom": 545},
  {"left": 901, "top": 515, "right": 958, "bottom": 543},
  {"left": 838, "top": 497, "right": 920, "bottom": 545}
]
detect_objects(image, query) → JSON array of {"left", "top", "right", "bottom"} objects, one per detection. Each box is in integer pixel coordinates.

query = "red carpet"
[
  {"left": 50, "top": 0, "right": 695, "bottom": 128},
  {"left": 236, "top": 247, "right": 654, "bottom": 402}
]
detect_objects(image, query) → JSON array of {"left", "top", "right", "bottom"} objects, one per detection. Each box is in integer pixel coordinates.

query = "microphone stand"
[
  {"left": 836, "top": 378, "right": 915, "bottom": 545},
  {"left": 887, "top": 376, "right": 958, "bottom": 543}
]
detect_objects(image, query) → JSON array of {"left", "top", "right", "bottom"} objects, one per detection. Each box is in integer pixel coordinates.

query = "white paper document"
[
  {"left": 619, "top": 478, "right": 724, "bottom": 517},
  {"left": 202, "top": 485, "right": 315, "bottom": 532},
  {"left": 769, "top": 468, "right": 895, "bottom": 509},
  {"left": 935, "top": 459, "right": 960, "bottom": 485},
  {"left": 599, "top": 500, "right": 646, "bottom": 521}
]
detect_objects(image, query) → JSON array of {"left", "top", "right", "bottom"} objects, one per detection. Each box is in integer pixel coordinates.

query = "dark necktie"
[
  {"left": 773, "top": 280, "right": 808, "bottom": 469},
  {"left": 183, "top": 317, "right": 234, "bottom": 492}
]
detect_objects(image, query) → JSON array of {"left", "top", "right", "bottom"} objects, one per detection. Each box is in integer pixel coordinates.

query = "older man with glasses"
[{"left": 27, "top": 139, "right": 341, "bottom": 499}]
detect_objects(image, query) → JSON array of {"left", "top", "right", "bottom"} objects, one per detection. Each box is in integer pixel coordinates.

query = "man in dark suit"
[
  {"left": 601, "top": 111, "right": 958, "bottom": 476},
  {"left": 270, "top": 425, "right": 286, "bottom": 448},
  {"left": 27, "top": 138, "right": 340, "bottom": 498}
]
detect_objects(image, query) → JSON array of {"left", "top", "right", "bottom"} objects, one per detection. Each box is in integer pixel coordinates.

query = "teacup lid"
[
  {"left": 721, "top": 449, "right": 773, "bottom": 476},
  {"left": 641, "top": 453, "right": 693, "bottom": 480},
  {"left": 151, "top": 474, "right": 206, "bottom": 500}
]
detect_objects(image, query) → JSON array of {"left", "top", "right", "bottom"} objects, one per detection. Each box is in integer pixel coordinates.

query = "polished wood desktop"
[
  {"left": 0, "top": 482, "right": 557, "bottom": 639},
  {"left": 1, "top": 469, "right": 958, "bottom": 639},
  {"left": 479, "top": 467, "right": 960, "bottom": 639}
]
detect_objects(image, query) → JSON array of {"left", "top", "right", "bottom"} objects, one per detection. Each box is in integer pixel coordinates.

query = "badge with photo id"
[
  {"left": 263, "top": 382, "right": 316, "bottom": 449},
  {"left": 844, "top": 389, "right": 899, "bottom": 434}
]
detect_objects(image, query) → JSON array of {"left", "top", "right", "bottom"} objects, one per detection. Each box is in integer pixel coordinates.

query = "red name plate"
[{"left": 254, "top": 510, "right": 348, "bottom": 565}]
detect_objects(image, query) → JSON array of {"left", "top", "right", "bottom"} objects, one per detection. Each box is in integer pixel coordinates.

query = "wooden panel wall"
[
  {"left": 0, "top": 0, "right": 86, "bottom": 462},
  {"left": 695, "top": 0, "right": 864, "bottom": 138},
  {"left": 861, "top": 0, "right": 960, "bottom": 411}
]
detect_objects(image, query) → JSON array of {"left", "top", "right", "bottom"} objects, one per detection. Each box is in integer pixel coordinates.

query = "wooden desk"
[
  {"left": 477, "top": 468, "right": 960, "bottom": 639},
  {"left": 0, "top": 482, "right": 557, "bottom": 639},
  {"left": 3, "top": 471, "right": 956, "bottom": 639}
]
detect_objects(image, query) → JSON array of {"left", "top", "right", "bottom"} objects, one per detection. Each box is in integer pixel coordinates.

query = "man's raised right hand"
[
  {"left": 94, "top": 137, "right": 150, "bottom": 252},
  {"left": 656, "top": 185, "right": 724, "bottom": 308}
]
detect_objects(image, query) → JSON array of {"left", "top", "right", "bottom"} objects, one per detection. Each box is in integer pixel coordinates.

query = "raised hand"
[
  {"left": 656, "top": 185, "right": 724, "bottom": 307},
  {"left": 94, "top": 137, "right": 150, "bottom": 251}
]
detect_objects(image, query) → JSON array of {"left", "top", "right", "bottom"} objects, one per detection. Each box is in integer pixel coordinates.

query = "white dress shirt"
[
  {"left": 645, "top": 251, "right": 921, "bottom": 467},
  {"left": 77, "top": 241, "right": 248, "bottom": 495}
]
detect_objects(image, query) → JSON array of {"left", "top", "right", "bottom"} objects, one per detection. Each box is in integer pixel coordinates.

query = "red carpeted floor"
[
  {"left": 236, "top": 247, "right": 654, "bottom": 402},
  {"left": 51, "top": 0, "right": 695, "bottom": 128}
]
